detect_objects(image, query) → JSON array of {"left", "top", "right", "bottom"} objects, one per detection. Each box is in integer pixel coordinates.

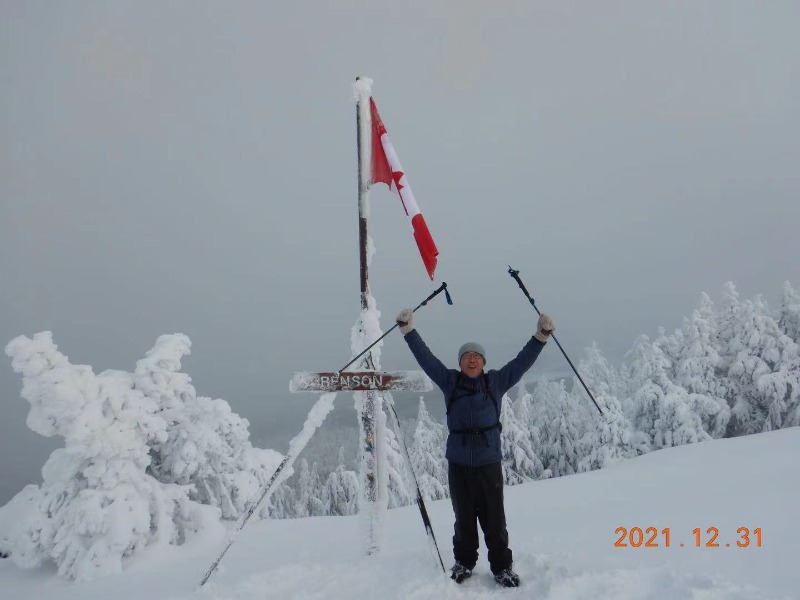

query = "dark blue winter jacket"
[{"left": 404, "top": 329, "right": 545, "bottom": 467}]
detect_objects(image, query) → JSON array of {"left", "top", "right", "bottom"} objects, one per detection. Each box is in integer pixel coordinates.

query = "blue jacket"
[{"left": 404, "top": 329, "right": 545, "bottom": 467}]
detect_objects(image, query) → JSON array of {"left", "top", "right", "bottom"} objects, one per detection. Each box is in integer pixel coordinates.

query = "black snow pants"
[{"left": 448, "top": 461, "right": 512, "bottom": 574}]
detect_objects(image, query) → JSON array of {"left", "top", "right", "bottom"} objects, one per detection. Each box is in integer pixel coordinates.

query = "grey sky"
[{"left": 2, "top": 1, "right": 798, "bottom": 504}]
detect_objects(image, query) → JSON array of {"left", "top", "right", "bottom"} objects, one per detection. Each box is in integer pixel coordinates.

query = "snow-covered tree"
[
  {"left": 409, "top": 399, "right": 448, "bottom": 501},
  {"left": 579, "top": 343, "right": 625, "bottom": 401},
  {"left": 2, "top": 332, "right": 210, "bottom": 581},
  {"left": 623, "top": 334, "right": 669, "bottom": 442},
  {"left": 674, "top": 293, "right": 730, "bottom": 438},
  {"left": 500, "top": 393, "right": 544, "bottom": 484},
  {"left": 655, "top": 326, "right": 683, "bottom": 382},
  {"left": 625, "top": 335, "right": 710, "bottom": 449},
  {"left": 320, "top": 448, "right": 359, "bottom": 516},
  {"left": 652, "top": 389, "right": 712, "bottom": 448},
  {"left": 292, "top": 459, "right": 325, "bottom": 518},
  {"left": 380, "top": 410, "right": 411, "bottom": 509},
  {"left": 135, "top": 334, "right": 283, "bottom": 520},
  {"left": 778, "top": 281, "right": 800, "bottom": 343},
  {"left": 716, "top": 282, "right": 742, "bottom": 370},
  {"left": 267, "top": 481, "right": 297, "bottom": 519},
  {"left": 724, "top": 296, "right": 795, "bottom": 434},
  {"left": 530, "top": 381, "right": 584, "bottom": 478},
  {"left": 578, "top": 395, "right": 649, "bottom": 472}
]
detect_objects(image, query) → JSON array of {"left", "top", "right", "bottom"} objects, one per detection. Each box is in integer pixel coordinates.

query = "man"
[{"left": 396, "top": 308, "right": 554, "bottom": 588}]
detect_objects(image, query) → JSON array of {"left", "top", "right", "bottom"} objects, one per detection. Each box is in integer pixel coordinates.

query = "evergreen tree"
[
  {"left": 530, "top": 381, "right": 583, "bottom": 478},
  {"left": 578, "top": 395, "right": 649, "bottom": 472},
  {"left": 134, "top": 334, "right": 283, "bottom": 520},
  {"left": 579, "top": 343, "right": 625, "bottom": 401},
  {"left": 292, "top": 459, "right": 325, "bottom": 517},
  {"left": 267, "top": 482, "right": 297, "bottom": 519},
  {"left": 625, "top": 335, "right": 710, "bottom": 449},
  {"left": 624, "top": 334, "right": 669, "bottom": 443},
  {"left": 2, "top": 332, "right": 207, "bottom": 581},
  {"left": 675, "top": 293, "right": 730, "bottom": 437},
  {"left": 725, "top": 296, "right": 789, "bottom": 434},
  {"left": 378, "top": 402, "right": 411, "bottom": 509},
  {"left": 320, "top": 448, "right": 359, "bottom": 516},
  {"left": 500, "top": 393, "right": 544, "bottom": 484},
  {"left": 409, "top": 399, "right": 448, "bottom": 501},
  {"left": 778, "top": 281, "right": 800, "bottom": 343}
]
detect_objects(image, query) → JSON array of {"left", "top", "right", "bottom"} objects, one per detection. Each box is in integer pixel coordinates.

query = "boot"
[
  {"left": 493, "top": 567, "right": 520, "bottom": 588},
  {"left": 450, "top": 561, "right": 473, "bottom": 584}
]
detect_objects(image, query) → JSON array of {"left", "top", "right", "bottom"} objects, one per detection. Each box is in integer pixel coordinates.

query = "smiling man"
[{"left": 395, "top": 308, "right": 554, "bottom": 588}]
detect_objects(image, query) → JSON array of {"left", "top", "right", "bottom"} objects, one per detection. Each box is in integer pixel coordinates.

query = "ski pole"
[
  {"left": 384, "top": 394, "right": 446, "bottom": 573},
  {"left": 198, "top": 392, "right": 337, "bottom": 588},
  {"left": 338, "top": 282, "right": 453, "bottom": 373},
  {"left": 507, "top": 266, "right": 604, "bottom": 416}
]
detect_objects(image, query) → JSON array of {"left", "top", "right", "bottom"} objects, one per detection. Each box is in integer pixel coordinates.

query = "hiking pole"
[
  {"left": 507, "top": 266, "right": 604, "bottom": 416},
  {"left": 198, "top": 392, "right": 336, "bottom": 588},
  {"left": 384, "top": 394, "right": 446, "bottom": 573},
  {"left": 337, "top": 282, "right": 453, "bottom": 373}
]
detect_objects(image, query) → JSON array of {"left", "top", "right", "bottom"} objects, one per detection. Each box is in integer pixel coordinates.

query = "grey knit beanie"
[{"left": 458, "top": 342, "right": 486, "bottom": 364}]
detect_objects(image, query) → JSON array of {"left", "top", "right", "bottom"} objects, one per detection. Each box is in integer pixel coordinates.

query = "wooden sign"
[{"left": 290, "top": 371, "right": 433, "bottom": 393}]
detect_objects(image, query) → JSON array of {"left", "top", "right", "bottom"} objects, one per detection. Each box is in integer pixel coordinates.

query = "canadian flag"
[{"left": 369, "top": 98, "right": 439, "bottom": 281}]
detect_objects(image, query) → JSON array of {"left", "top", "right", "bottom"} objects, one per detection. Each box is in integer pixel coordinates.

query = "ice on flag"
[{"left": 369, "top": 98, "right": 439, "bottom": 280}]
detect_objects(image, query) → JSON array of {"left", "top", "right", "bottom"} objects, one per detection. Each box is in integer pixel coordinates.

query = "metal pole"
[
  {"left": 507, "top": 266, "right": 604, "bottom": 416},
  {"left": 355, "top": 77, "right": 381, "bottom": 553}
]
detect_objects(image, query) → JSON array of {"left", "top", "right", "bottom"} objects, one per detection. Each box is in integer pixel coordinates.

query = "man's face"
[{"left": 459, "top": 351, "right": 485, "bottom": 378}]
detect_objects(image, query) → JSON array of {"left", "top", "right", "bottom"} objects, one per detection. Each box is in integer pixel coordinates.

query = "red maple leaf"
[{"left": 392, "top": 171, "right": 405, "bottom": 191}]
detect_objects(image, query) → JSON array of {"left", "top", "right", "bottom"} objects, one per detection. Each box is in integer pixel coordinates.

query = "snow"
[{"left": 2, "top": 427, "right": 797, "bottom": 599}]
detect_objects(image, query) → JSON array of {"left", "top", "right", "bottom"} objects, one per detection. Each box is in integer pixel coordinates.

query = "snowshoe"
[
  {"left": 493, "top": 568, "right": 521, "bottom": 588},
  {"left": 450, "top": 562, "right": 473, "bottom": 583}
]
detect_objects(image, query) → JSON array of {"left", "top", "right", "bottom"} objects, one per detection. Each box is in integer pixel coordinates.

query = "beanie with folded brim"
[{"left": 458, "top": 342, "right": 486, "bottom": 364}]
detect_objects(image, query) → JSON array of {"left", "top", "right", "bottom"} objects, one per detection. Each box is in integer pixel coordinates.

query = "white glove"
[
  {"left": 535, "top": 313, "right": 555, "bottom": 343},
  {"left": 396, "top": 308, "right": 414, "bottom": 335}
]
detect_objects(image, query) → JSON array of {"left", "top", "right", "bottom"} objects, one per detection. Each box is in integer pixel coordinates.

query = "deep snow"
[{"left": 2, "top": 428, "right": 797, "bottom": 600}]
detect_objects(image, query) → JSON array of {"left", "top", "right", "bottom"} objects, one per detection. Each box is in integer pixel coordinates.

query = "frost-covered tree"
[
  {"left": 409, "top": 399, "right": 448, "bottom": 501},
  {"left": 320, "top": 448, "right": 359, "bottom": 516},
  {"left": 674, "top": 293, "right": 730, "bottom": 438},
  {"left": 716, "top": 282, "right": 742, "bottom": 370},
  {"left": 655, "top": 326, "right": 683, "bottom": 382},
  {"left": 530, "top": 381, "right": 584, "bottom": 478},
  {"left": 292, "top": 459, "right": 325, "bottom": 518},
  {"left": 579, "top": 343, "right": 625, "bottom": 401},
  {"left": 625, "top": 335, "right": 710, "bottom": 449},
  {"left": 2, "top": 332, "right": 210, "bottom": 581},
  {"left": 778, "top": 281, "right": 800, "bottom": 343},
  {"left": 380, "top": 409, "right": 411, "bottom": 509},
  {"left": 723, "top": 296, "right": 795, "bottom": 434},
  {"left": 652, "top": 389, "right": 712, "bottom": 448},
  {"left": 623, "top": 334, "right": 669, "bottom": 442},
  {"left": 267, "top": 481, "right": 297, "bottom": 519},
  {"left": 578, "top": 395, "right": 649, "bottom": 472},
  {"left": 500, "top": 393, "right": 544, "bottom": 484},
  {"left": 134, "top": 334, "right": 283, "bottom": 520}
]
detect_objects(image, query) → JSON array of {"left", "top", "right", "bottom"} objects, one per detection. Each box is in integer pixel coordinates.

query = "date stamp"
[{"left": 615, "top": 527, "right": 762, "bottom": 548}]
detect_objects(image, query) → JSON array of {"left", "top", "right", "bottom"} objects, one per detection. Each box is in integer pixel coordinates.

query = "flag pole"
[
  {"left": 354, "top": 76, "right": 382, "bottom": 554},
  {"left": 356, "top": 76, "right": 370, "bottom": 311}
]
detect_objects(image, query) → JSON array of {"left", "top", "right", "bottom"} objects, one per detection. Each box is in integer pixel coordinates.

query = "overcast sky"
[{"left": 2, "top": 1, "right": 798, "bottom": 504}]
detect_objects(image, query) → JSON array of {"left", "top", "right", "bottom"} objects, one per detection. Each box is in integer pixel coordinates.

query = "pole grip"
[{"left": 416, "top": 281, "right": 450, "bottom": 309}]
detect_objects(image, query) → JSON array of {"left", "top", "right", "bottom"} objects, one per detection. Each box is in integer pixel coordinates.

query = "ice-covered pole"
[
  {"left": 352, "top": 76, "right": 384, "bottom": 554},
  {"left": 354, "top": 76, "right": 372, "bottom": 310}
]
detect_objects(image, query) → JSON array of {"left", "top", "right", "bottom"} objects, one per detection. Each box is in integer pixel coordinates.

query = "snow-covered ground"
[{"left": 2, "top": 428, "right": 797, "bottom": 600}]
